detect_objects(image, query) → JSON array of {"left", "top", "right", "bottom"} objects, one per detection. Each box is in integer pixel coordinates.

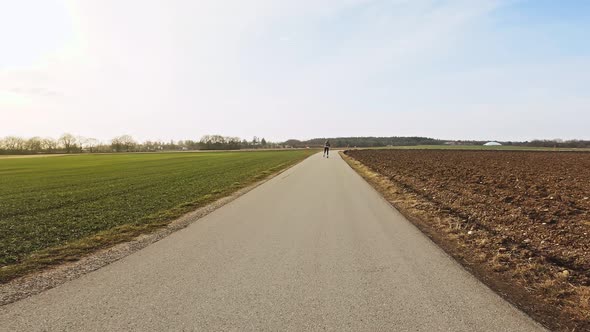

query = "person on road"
[{"left": 323, "top": 140, "right": 331, "bottom": 158}]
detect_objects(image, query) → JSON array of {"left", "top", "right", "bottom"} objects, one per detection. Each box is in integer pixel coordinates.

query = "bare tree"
[
  {"left": 120, "top": 135, "right": 136, "bottom": 152},
  {"left": 143, "top": 140, "right": 157, "bottom": 151},
  {"left": 2, "top": 136, "right": 26, "bottom": 152},
  {"left": 84, "top": 138, "right": 100, "bottom": 153},
  {"left": 76, "top": 136, "right": 88, "bottom": 152},
  {"left": 59, "top": 133, "right": 78, "bottom": 153},
  {"left": 41, "top": 137, "right": 58, "bottom": 152},
  {"left": 111, "top": 135, "right": 136, "bottom": 152},
  {"left": 26, "top": 137, "right": 43, "bottom": 153}
]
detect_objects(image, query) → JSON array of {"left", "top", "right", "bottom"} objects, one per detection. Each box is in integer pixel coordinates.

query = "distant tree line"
[
  {"left": 0, "top": 134, "right": 278, "bottom": 155},
  {"left": 2, "top": 134, "right": 589, "bottom": 155},
  {"left": 448, "top": 139, "right": 590, "bottom": 149},
  {"left": 284, "top": 136, "right": 445, "bottom": 148},
  {"left": 283, "top": 136, "right": 590, "bottom": 149},
  {"left": 198, "top": 135, "right": 274, "bottom": 150},
  {"left": 518, "top": 139, "right": 590, "bottom": 149}
]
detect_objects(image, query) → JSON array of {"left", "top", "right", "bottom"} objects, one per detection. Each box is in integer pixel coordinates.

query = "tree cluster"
[
  {"left": 4, "top": 134, "right": 588, "bottom": 155},
  {"left": 285, "top": 136, "right": 444, "bottom": 148},
  {"left": 198, "top": 135, "right": 273, "bottom": 150},
  {"left": 518, "top": 139, "right": 590, "bottom": 149},
  {"left": 283, "top": 136, "right": 590, "bottom": 149},
  {"left": 0, "top": 134, "right": 277, "bottom": 154},
  {"left": 0, "top": 134, "right": 91, "bottom": 154}
]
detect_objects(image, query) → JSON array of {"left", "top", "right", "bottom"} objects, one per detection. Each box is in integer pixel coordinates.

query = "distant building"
[{"left": 484, "top": 141, "right": 502, "bottom": 146}]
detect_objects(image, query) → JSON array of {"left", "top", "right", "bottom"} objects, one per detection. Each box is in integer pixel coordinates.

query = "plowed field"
[{"left": 345, "top": 149, "right": 590, "bottom": 330}]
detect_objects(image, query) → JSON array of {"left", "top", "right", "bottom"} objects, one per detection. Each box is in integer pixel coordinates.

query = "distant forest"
[
  {"left": 284, "top": 137, "right": 590, "bottom": 149},
  {"left": 0, "top": 134, "right": 275, "bottom": 155},
  {"left": 284, "top": 136, "right": 444, "bottom": 148},
  {"left": 1, "top": 134, "right": 589, "bottom": 154}
]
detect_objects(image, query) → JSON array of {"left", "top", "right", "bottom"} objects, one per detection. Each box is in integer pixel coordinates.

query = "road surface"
[{"left": 0, "top": 152, "right": 544, "bottom": 331}]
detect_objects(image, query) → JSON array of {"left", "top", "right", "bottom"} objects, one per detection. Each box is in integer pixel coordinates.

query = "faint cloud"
[{"left": 9, "top": 87, "right": 61, "bottom": 97}]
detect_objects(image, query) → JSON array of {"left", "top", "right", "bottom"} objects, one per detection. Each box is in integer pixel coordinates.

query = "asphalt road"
[{"left": 0, "top": 152, "right": 545, "bottom": 331}]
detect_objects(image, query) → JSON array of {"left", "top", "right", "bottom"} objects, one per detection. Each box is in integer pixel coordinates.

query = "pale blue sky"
[{"left": 1, "top": 0, "right": 588, "bottom": 142}]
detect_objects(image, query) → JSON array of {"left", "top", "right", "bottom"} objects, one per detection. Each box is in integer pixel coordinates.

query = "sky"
[{"left": 1, "top": 0, "right": 589, "bottom": 142}]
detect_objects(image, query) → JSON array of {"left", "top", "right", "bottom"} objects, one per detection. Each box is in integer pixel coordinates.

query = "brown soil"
[{"left": 344, "top": 149, "right": 590, "bottom": 332}]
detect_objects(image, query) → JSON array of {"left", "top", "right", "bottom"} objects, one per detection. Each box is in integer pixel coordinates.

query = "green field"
[{"left": 0, "top": 150, "right": 314, "bottom": 281}]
